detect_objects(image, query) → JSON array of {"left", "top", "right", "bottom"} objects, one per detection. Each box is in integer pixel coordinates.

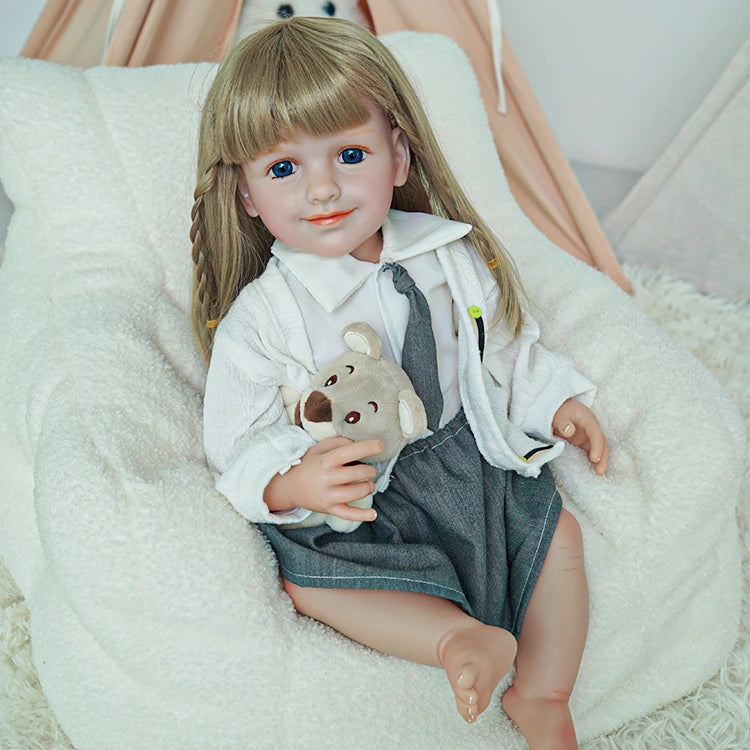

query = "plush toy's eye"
[
  {"left": 322, "top": 2, "right": 336, "bottom": 16},
  {"left": 346, "top": 365, "right": 354, "bottom": 374},
  {"left": 325, "top": 374, "right": 337, "bottom": 387},
  {"left": 277, "top": 4, "right": 294, "bottom": 19},
  {"left": 345, "top": 411, "right": 361, "bottom": 424},
  {"left": 368, "top": 401, "right": 378, "bottom": 413}
]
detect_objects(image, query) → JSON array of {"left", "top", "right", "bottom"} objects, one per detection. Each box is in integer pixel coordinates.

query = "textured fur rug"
[{"left": 1, "top": 264, "right": 748, "bottom": 749}]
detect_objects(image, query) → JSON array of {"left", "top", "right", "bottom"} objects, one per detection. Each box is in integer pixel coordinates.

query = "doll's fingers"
[
  {"left": 552, "top": 410, "right": 576, "bottom": 438},
  {"left": 312, "top": 435, "right": 357, "bottom": 456},
  {"left": 595, "top": 438, "right": 610, "bottom": 475},
  {"left": 337, "top": 462, "right": 378, "bottom": 485},
  {"left": 588, "top": 432, "right": 609, "bottom": 475},
  {"left": 555, "top": 421, "right": 576, "bottom": 439},
  {"left": 328, "top": 502, "right": 378, "bottom": 523},
  {"left": 332, "top": 438, "right": 385, "bottom": 465},
  {"left": 568, "top": 431, "right": 588, "bottom": 448},
  {"left": 328, "top": 479, "right": 376, "bottom": 504}
]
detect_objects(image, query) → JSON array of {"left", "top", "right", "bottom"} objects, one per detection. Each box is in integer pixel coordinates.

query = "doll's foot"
[
  {"left": 501, "top": 684, "right": 577, "bottom": 749},
  {"left": 437, "top": 622, "right": 516, "bottom": 724}
]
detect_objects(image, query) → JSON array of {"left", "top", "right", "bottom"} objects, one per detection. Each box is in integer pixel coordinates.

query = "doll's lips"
[{"left": 305, "top": 209, "right": 354, "bottom": 226}]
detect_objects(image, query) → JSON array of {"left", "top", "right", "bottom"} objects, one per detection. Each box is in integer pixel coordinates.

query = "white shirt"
[
  {"left": 203, "top": 210, "right": 596, "bottom": 524},
  {"left": 272, "top": 209, "right": 471, "bottom": 428}
]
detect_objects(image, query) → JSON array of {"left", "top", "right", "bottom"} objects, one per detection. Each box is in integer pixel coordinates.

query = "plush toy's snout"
[{"left": 301, "top": 390, "right": 332, "bottom": 424}]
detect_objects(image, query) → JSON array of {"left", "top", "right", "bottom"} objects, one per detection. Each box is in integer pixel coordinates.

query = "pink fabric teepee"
[{"left": 21, "top": 0, "right": 630, "bottom": 292}]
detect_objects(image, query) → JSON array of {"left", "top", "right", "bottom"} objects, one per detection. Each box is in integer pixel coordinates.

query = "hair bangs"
[
  {"left": 215, "top": 25, "right": 373, "bottom": 165},
  {"left": 272, "top": 68, "right": 372, "bottom": 145}
]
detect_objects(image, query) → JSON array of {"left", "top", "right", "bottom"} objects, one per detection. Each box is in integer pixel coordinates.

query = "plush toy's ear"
[
  {"left": 341, "top": 322, "right": 383, "bottom": 359},
  {"left": 398, "top": 389, "right": 428, "bottom": 439}
]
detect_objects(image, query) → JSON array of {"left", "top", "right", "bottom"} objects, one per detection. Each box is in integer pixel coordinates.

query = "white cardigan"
[{"left": 203, "top": 211, "right": 595, "bottom": 524}]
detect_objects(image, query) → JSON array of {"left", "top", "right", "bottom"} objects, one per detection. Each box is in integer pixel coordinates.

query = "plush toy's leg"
[
  {"left": 283, "top": 581, "right": 516, "bottom": 723},
  {"left": 501, "top": 508, "right": 588, "bottom": 749}
]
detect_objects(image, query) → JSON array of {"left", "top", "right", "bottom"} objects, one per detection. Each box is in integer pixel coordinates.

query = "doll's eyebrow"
[{"left": 343, "top": 126, "right": 376, "bottom": 137}]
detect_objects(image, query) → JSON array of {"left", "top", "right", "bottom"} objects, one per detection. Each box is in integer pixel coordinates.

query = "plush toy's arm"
[{"left": 280, "top": 385, "right": 301, "bottom": 425}]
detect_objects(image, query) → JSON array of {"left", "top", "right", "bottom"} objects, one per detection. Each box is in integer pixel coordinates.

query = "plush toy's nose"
[{"left": 303, "top": 390, "right": 333, "bottom": 423}]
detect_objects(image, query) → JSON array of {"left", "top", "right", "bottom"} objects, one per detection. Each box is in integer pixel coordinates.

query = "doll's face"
[{"left": 237, "top": 102, "right": 409, "bottom": 263}]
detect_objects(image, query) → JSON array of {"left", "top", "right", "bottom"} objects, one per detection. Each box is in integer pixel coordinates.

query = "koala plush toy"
[{"left": 281, "top": 322, "right": 427, "bottom": 533}]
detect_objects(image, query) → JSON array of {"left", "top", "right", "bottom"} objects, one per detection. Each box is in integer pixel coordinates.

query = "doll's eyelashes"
[
  {"left": 269, "top": 160, "right": 296, "bottom": 178},
  {"left": 339, "top": 148, "right": 365, "bottom": 164}
]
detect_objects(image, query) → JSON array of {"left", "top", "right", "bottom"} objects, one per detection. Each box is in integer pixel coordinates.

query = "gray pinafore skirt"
[{"left": 260, "top": 409, "right": 561, "bottom": 637}]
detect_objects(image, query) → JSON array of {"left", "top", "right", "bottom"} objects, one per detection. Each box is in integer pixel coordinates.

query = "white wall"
[
  {"left": 500, "top": 0, "right": 750, "bottom": 173},
  {"left": 0, "top": 0, "right": 47, "bottom": 56}
]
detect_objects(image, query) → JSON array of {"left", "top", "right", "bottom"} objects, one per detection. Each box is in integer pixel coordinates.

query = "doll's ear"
[
  {"left": 237, "top": 178, "right": 259, "bottom": 217},
  {"left": 392, "top": 127, "right": 411, "bottom": 188}
]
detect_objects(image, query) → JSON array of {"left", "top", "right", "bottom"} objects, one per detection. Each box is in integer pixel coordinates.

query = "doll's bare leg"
[
  {"left": 284, "top": 581, "right": 516, "bottom": 723},
  {"left": 502, "top": 509, "right": 588, "bottom": 749}
]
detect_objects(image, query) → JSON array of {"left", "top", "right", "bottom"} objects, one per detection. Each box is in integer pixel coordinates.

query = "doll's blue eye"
[
  {"left": 322, "top": 2, "right": 336, "bottom": 16},
  {"left": 340, "top": 148, "right": 365, "bottom": 164},
  {"left": 270, "top": 160, "right": 295, "bottom": 178},
  {"left": 277, "top": 4, "right": 294, "bottom": 19}
]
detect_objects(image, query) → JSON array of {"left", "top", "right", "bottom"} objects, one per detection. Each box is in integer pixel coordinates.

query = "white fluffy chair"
[{"left": 0, "top": 32, "right": 744, "bottom": 749}]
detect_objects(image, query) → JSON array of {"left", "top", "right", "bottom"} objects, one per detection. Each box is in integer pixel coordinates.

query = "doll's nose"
[{"left": 306, "top": 165, "right": 340, "bottom": 203}]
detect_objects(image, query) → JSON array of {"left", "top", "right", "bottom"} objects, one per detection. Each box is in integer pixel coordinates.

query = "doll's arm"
[
  {"left": 204, "top": 316, "right": 384, "bottom": 524},
  {"left": 263, "top": 437, "right": 381, "bottom": 522},
  {"left": 203, "top": 319, "right": 316, "bottom": 524},
  {"left": 553, "top": 398, "right": 609, "bottom": 475}
]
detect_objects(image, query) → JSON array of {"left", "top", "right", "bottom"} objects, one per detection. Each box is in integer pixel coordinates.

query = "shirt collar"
[{"left": 270, "top": 209, "right": 472, "bottom": 313}]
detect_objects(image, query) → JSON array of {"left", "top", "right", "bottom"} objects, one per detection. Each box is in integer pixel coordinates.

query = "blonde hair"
[{"left": 191, "top": 16, "right": 523, "bottom": 362}]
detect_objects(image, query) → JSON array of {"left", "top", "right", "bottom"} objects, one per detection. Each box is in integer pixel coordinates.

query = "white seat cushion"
[{"left": 0, "top": 32, "right": 743, "bottom": 748}]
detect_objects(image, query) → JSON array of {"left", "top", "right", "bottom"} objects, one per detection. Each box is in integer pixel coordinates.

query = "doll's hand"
[
  {"left": 264, "top": 437, "right": 383, "bottom": 522},
  {"left": 553, "top": 398, "right": 609, "bottom": 475}
]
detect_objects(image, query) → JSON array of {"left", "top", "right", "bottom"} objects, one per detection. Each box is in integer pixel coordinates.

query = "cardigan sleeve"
[
  {"left": 203, "top": 303, "right": 315, "bottom": 525},
  {"left": 484, "top": 310, "right": 596, "bottom": 442},
  {"left": 471, "top": 251, "right": 596, "bottom": 443}
]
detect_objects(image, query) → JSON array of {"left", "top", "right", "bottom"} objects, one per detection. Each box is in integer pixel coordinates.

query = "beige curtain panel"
[
  {"left": 21, "top": 0, "right": 630, "bottom": 292},
  {"left": 21, "top": 0, "right": 242, "bottom": 66}
]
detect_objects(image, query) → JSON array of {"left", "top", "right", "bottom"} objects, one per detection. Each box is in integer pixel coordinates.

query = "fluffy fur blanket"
[{"left": 0, "top": 33, "right": 744, "bottom": 749}]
